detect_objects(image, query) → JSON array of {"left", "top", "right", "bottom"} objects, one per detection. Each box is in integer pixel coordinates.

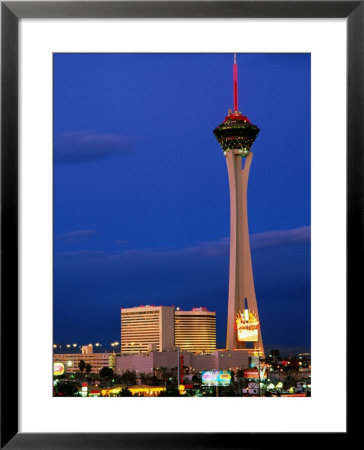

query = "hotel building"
[
  {"left": 53, "top": 344, "right": 115, "bottom": 374},
  {"left": 120, "top": 305, "right": 174, "bottom": 354},
  {"left": 174, "top": 307, "right": 216, "bottom": 353}
]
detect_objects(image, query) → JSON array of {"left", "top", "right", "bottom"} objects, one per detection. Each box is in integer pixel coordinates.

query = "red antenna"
[{"left": 233, "top": 53, "right": 238, "bottom": 112}]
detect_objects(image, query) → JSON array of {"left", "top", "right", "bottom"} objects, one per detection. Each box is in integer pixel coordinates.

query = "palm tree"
[
  {"left": 118, "top": 387, "right": 132, "bottom": 397},
  {"left": 236, "top": 369, "right": 244, "bottom": 378},
  {"left": 100, "top": 367, "right": 114, "bottom": 379},
  {"left": 85, "top": 363, "right": 92, "bottom": 375},
  {"left": 236, "top": 368, "right": 244, "bottom": 393},
  {"left": 78, "top": 359, "right": 86, "bottom": 374},
  {"left": 140, "top": 372, "right": 146, "bottom": 384},
  {"left": 192, "top": 373, "right": 201, "bottom": 383}
]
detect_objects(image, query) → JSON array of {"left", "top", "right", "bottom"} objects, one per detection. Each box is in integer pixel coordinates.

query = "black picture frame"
[{"left": 1, "top": 1, "right": 359, "bottom": 448}]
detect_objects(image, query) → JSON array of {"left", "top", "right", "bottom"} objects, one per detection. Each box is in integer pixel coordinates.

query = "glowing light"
[
  {"left": 53, "top": 362, "right": 65, "bottom": 376},
  {"left": 201, "top": 370, "right": 231, "bottom": 386},
  {"left": 236, "top": 309, "right": 259, "bottom": 342}
]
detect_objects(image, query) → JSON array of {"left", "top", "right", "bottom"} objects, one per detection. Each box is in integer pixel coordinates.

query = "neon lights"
[
  {"left": 53, "top": 362, "right": 65, "bottom": 376},
  {"left": 201, "top": 370, "right": 231, "bottom": 386},
  {"left": 236, "top": 309, "right": 259, "bottom": 342}
]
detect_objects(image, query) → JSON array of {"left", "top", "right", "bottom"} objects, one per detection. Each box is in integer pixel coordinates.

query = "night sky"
[{"left": 53, "top": 53, "right": 311, "bottom": 353}]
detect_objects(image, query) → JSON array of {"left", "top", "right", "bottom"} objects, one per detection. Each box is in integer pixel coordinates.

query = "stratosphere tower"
[{"left": 213, "top": 54, "right": 264, "bottom": 356}]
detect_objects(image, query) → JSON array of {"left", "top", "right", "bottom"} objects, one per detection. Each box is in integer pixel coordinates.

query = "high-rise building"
[
  {"left": 120, "top": 305, "right": 174, "bottom": 354},
  {"left": 53, "top": 344, "right": 115, "bottom": 374},
  {"left": 213, "top": 54, "right": 264, "bottom": 356},
  {"left": 174, "top": 307, "right": 216, "bottom": 353}
]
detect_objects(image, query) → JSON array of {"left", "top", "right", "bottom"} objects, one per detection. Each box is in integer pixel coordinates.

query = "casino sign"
[
  {"left": 53, "top": 362, "right": 65, "bottom": 376},
  {"left": 236, "top": 309, "right": 259, "bottom": 342}
]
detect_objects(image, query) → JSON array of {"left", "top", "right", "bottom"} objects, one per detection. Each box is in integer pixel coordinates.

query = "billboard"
[
  {"left": 53, "top": 362, "right": 65, "bottom": 376},
  {"left": 243, "top": 368, "right": 260, "bottom": 379},
  {"left": 201, "top": 370, "right": 231, "bottom": 386},
  {"left": 236, "top": 309, "right": 259, "bottom": 342}
]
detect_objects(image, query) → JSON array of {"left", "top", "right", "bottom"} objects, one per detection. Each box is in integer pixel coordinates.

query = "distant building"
[
  {"left": 120, "top": 305, "right": 174, "bottom": 354},
  {"left": 174, "top": 307, "right": 216, "bottom": 353},
  {"left": 53, "top": 344, "right": 115, "bottom": 374},
  {"left": 270, "top": 350, "right": 280, "bottom": 360}
]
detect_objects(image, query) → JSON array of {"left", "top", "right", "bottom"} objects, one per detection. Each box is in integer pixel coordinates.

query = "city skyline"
[{"left": 54, "top": 53, "right": 311, "bottom": 351}]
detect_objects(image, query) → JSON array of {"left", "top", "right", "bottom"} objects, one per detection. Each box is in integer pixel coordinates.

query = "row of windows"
[
  {"left": 122, "top": 329, "right": 160, "bottom": 333},
  {"left": 54, "top": 356, "right": 112, "bottom": 361},
  {"left": 122, "top": 335, "right": 160, "bottom": 338},
  {"left": 175, "top": 323, "right": 215, "bottom": 326},
  {"left": 175, "top": 340, "right": 216, "bottom": 343},
  {"left": 175, "top": 316, "right": 215, "bottom": 320},
  {"left": 121, "top": 322, "right": 160, "bottom": 326},
  {"left": 122, "top": 315, "right": 160, "bottom": 319},
  {"left": 121, "top": 320, "right": 160, "bottom": 323},
  {"left": 175, "top": 336, "right": 215, "bottom": 339},
  {"left": 175, "top": 328, "right": 216, "bottom": 332},
  {"left": 121, "top": 333, "right": 160, "bottom": 336},
  {"left": 175, "top": 340, "right": 215, "bottom": 343},
  {"left": 175, "top": 330, "right": 215, "bottom": 333},
  {"left": 121, "top": 311, "right": 160, "bottom": 316}
]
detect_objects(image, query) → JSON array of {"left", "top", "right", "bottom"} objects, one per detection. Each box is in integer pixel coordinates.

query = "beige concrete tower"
[{"left": 213, "top": 54, "right": 264, "bottom": 356}]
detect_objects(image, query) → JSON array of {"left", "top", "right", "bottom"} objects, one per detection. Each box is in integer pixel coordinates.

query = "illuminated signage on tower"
[{"left": 236, "top": 309, "right": 259, "bottom": 342}]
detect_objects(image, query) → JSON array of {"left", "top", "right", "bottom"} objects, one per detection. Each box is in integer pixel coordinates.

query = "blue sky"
[{"left": 53, "top": 53, "right": 311, "bottom": 352}]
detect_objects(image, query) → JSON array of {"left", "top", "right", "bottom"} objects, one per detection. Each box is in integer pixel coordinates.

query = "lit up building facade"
[
  {"left": 120, "top": 305, "right": 174, "bottom": 354},
  {"left": 53, "top": 345, "right": 115, "bottom": 374},
  {"left": 213, "top": 54, "right": 264, "bottom": 356},
  {"left": 174, "top": 307, "right": 216, "bottom": 353}
]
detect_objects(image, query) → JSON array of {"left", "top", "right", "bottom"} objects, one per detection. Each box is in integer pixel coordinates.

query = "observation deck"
[{"left": 213, "top": 111, "right": 260, "bottom": 156}]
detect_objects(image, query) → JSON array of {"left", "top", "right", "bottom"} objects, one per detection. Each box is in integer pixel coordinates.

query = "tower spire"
[{"left": 233, "top": 53, "right": 238, "bottom": 112}]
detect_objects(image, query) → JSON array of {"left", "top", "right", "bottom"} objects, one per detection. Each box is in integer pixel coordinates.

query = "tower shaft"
[{"left": 225, "top": 150, "right": 264, "bottom": 355}]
